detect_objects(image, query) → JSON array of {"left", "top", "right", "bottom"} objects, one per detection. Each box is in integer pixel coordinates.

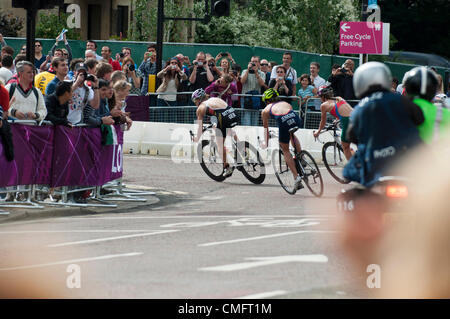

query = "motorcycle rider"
[
  {"left": 402, "top": 66, "right": 450, "bottom": 144},
  {"left": 343, "top": 62, "right": 425, "bottom": 187}
]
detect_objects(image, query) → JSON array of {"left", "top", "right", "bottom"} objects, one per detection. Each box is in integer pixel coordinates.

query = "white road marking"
[
  {"left": 63, "top": 214, "right": 336, "bottom": 220},
  {"left": 235, "top": 290, "right": 287, "bottom": 299},
  {"left": 0, "top": 230, "right": 166, "bottom": 234},
  {"left": 199, "top": 255, "right": 328, "bottom": 272},
  {"left": 198, "top": 230, "right": 337, "bottom": 247},
  {"left": 47, "top": 230, "right": 179, "bottom": 247},
  {"left": 0, "top": 252, "right": 143, "bottom": 271}
]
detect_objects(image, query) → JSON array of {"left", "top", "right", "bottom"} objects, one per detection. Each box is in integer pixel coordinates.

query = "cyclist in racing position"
[
  {"left": 343, "top": 62, "right": 425, "bottom": 187},
  {"left": 260, "top": 88, "right": 303, "bottom": 190},
  {"left": 402, "top": 66, "right": 450, "bottom": 144},
  {"left": 191, "top": 88, "right": 239, "bottom": 178},
  {"left": 313, "top": 85, "right": 354, "bottom": 160}
]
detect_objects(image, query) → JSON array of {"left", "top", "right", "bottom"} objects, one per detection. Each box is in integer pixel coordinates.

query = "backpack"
[{"left": 8, "top": 82, "right": 40, "bottom": 110}]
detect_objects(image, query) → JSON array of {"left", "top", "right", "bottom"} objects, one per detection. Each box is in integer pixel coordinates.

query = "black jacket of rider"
[{"left": 343, "top": 90, "right": 424, "bottom": 187}]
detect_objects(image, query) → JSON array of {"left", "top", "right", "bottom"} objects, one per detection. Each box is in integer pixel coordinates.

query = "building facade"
[{"left": 0, "top": 0, "right": 133, "bottom": 40}]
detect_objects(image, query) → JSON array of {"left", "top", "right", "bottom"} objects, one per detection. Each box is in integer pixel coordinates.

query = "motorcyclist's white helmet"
[{"left": 353, "top": 62, "right": 392, "bottom": 98}]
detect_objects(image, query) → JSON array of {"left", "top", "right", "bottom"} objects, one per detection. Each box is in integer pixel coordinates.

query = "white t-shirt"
[
  {"left": 0, "top": 67, "right": 13, "bottom": 85},
  {"left": 158, "top": 79, "right": 177, "bottom": 101},
  {"left": 270, "top": 65, "right": 298, "bottom": 85},
  {"left": 312, "top": 75, "right": 326, "bottom": 89},
  {"left": 68, "top": 85, "right": 94, "bottom": 124}
]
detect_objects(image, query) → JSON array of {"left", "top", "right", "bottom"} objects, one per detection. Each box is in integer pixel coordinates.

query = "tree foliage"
[
  {"left": 35, "top": 12, "right": 81, "bottom": 40},
  {"left": 0, "top": 11, "right": 24, "bottom": 37},
  {"left": 196, "top": 0, "right": 359, "bottom": 54}
]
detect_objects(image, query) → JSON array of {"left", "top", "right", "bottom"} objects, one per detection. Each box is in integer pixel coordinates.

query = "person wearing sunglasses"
[
  {"left": 34, "top": 40, "right": 47, "bottom": 72},
  {"left": 259, "top": 59, "right": 271, "bottom": 90}
]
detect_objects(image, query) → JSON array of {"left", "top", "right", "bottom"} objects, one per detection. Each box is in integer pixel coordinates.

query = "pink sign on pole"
[{"left": 339, "top": 21, "right": 389, "bottom": 55}]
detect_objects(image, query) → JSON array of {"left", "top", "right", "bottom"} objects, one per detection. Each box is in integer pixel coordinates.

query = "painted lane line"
[
  {"left": 199, "top": 255, "right": 328, "bottom": 272},
  {"left": 0, "top": 230, "right": 166, "bottom": 234},
  {"left": 0, "top": 252, "right": 143, "bottom": 271},
  {"left": 235, "top": 290, "right": 288, "bottom": 299},
  {"left": 63, "top": 214, "right": 336, "bottom": 220},
  {"left": 48, "top": 230, "right": 179, "bottom": 247},
  {"left": 198, "top": 230, "right": 338, "bottom": 247}
]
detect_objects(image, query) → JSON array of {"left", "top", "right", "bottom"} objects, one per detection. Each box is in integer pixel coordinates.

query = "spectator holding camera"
[
  {"left": 156, "top": 57, "right": 187, "bottom": 107},
  {"left": 122, "top": 56, "right": 141, "bottom": 95},
  {"left": 68, "top": 62, "right": 99, "bottom": 125},
  {"left": 189, "top": 51, "right": 214, "bottom": 92},
  {"left": 327, "top": 59, "right": 356, "bottom": 101},
  {"left": 241, "top": 56, "right": 266, "bottom": 125},
  {"left": 269, "top": 66, "right": 293, "bottom": 102},
  {"left": 138, "top": 44, "right": 157, "bottom": 95},
  {"left": 270, "top": 52, "right": 298, "bottom": 94}
]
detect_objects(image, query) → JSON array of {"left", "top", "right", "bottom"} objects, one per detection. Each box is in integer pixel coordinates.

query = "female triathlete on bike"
[
  {"left": 261, "top": 88, "right": 303, "bottom": 190},
  {"left": 313, "top": 85, "right": 354, "bottom": 160}
]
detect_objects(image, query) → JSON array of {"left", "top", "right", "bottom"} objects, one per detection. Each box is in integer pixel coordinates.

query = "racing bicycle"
[
  {"left": 190, "top": 124, "right": 265, "bottom": 184},
  {"left": 315, "top": 120, "right": 351, "bottom": 184},
  {"left": 260, "top": 130, "right": 323, "bottom": 196}
]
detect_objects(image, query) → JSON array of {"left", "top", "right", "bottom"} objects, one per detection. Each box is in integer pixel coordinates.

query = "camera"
[
  {"left": 197, "top": 61, "right": 203, "bottom": 67},
  {"left": 171, "top": 65, "right": 176, "bottom": 70},
  {"left": 119, "top": 52, "right": 124, "bottom": 58},
  {"left": 221, "top": 52, "right": 228, "bottom": 57},
  {"left": 86, "top": 74, "right": 96, "bottom": 82},
  {"left": 208, "top": 62, "right": 215, "bottom": 68},
  {"left": 128, "top": 64, "right": 135, "bottom": 72}
]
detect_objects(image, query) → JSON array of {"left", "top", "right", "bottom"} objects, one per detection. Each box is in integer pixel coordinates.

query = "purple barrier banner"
[
  {"left": 51, "top": 125, "right": 123, "bottom": 187},
  {"left": 0, "top": 124, "right": 54, "bottom": 187},
  {"left": 125, "top": 95, "right": 149, "bottom": 122}
]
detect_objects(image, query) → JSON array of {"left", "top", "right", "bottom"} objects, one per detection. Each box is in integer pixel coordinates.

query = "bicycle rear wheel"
[
  {"left": 299, "top": 150, "right": 324, "bottom": 197},
  {"left": 271, "top": 149, "right": 296, "bottom": 194},
  {"left": 198, "top": 140, "right": 226, "bottom": 182},
  {"left": 322, "top": 142, "right": 350, "bottom": 184},
  {"left": 237, "top": 141, "right": 266, "bottom": 184}
]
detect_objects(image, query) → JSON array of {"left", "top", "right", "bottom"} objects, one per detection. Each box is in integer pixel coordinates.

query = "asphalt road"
[{"left": 0, "top": 154, "right": 373, "bottom": 299}]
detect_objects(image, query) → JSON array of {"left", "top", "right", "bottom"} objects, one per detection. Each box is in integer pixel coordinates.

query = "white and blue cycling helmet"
[{"left": 191, "top": 88, "right": 206, "bottom": 102}]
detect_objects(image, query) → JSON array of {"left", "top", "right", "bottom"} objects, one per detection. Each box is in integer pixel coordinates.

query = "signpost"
[{"left": 339, "top": 21, "right": 390, "bottom": 55}]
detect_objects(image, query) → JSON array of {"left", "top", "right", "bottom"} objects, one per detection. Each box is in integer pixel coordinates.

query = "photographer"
[
  {"left": 215, "top": 52, "right": 235, "bottom": 76},
  {"left": 241, "top": 56, "right": 267, "bottom": 125},
  {"left": 268, "top": 65, "right": 293, "bottom": 102},
  {"left": 156, "top": 57, "right": 187, "bottom": 107},
  {"left": 327, "top": 59, "right": 356, "bottom": 100},
  {"left": 68, "top": 62, "right": 99, "bottom": 125},
  {"left": 189, "top": 52, "right": 214, "bottom": 92},
  {"left": 122, "top": 56, "right": 141, "bottom": 95}
]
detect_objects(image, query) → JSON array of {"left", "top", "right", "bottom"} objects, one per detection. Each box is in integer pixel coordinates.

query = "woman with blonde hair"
[{"left": 112, "top": 80, "right": 132, "bottom": 129}]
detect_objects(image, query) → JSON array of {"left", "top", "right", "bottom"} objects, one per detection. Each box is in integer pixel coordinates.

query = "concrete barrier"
[{"left": 123, "top": 122, "right": 336, "bottom": 163}]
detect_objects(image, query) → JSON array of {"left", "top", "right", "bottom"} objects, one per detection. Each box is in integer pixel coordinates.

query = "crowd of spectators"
[{"left": 1, "top": 32, "right": 448, "bottom": 131}]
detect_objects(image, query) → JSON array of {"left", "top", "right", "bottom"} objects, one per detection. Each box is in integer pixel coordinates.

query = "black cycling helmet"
[{"left": 402, "top": 66, "right": 439, "bottom": 101}]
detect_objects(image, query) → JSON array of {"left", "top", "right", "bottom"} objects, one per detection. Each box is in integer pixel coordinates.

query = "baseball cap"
[{"left": 75, "top": 63, "right": 87, "bottom": 72}]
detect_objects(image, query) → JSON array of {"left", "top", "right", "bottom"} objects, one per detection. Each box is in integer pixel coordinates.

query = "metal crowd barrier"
[
  {"left": 145, "top": 92, "right": 304, "bottom": 127},
  {"left": 0, "top": 120, "right": 151, "bottom": 212}
]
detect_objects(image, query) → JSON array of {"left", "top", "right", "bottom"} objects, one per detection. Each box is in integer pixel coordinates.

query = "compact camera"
[
  {"left": 128, "top": 64, "right": 135, "bottom": 72},
  {"left": 86, "top": 74, "right": 96, "bottom": 82}
]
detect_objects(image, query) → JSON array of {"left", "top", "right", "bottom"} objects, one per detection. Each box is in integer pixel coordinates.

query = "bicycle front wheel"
[
  {"left": 237, "top": 141, "right": 266, "bottom": 184},
  {"left": 198, "top": 140, "right": 226, "bottom": 182},
  {"left": 299, "top": 150, "right": 324, "bottom": 197},
  {"left": 322, "top": 142, "right": 350, "bottom": 184},
  {"left": 271, "top": 149, "right": 297, "bottom": 195}
]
